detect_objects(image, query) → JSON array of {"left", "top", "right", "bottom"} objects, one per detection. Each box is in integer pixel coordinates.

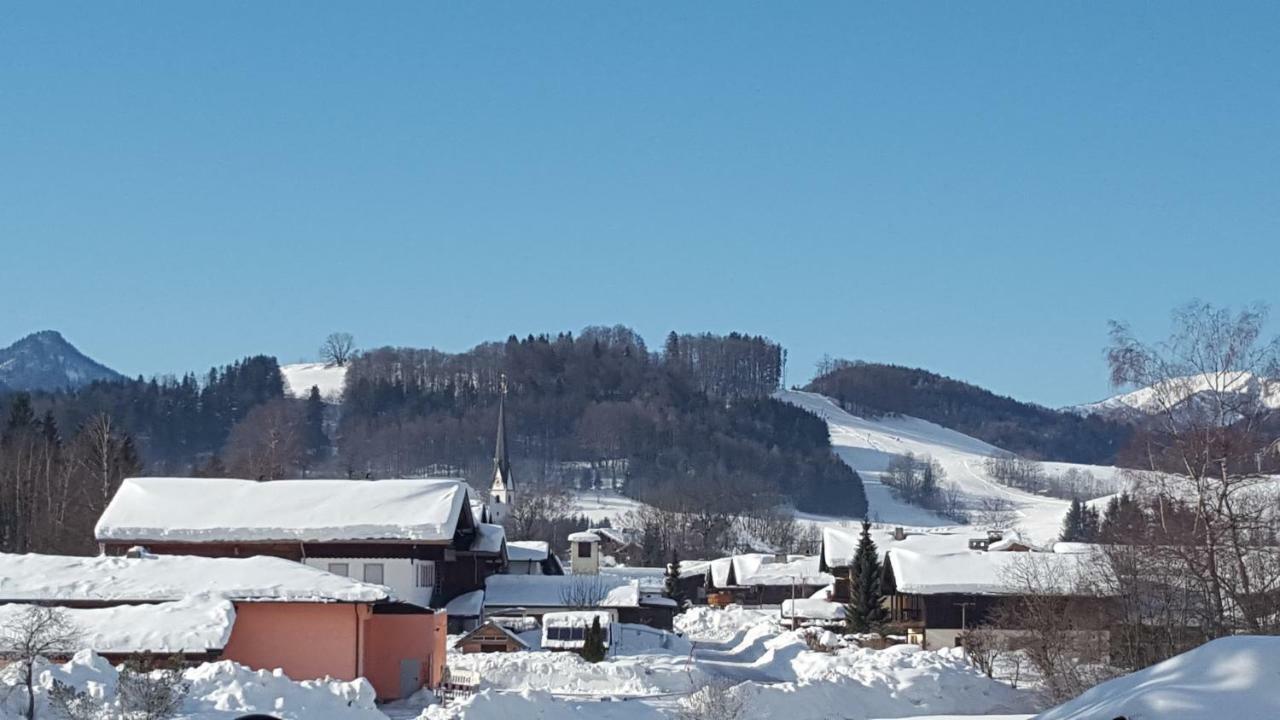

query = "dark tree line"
[
  {"left": 807, "top": 361, "right": 1132, "bottom": 464},
  {"left": 340, "top": 327, "right": 865, "bottom": 517},
  {"left": 3, "top": 356, "right": 286, "bottom": 473}
]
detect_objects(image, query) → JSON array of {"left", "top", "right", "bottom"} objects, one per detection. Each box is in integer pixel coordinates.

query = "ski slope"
[{"left": 778, "top": 390, "right": 1124, "bottom": 544}]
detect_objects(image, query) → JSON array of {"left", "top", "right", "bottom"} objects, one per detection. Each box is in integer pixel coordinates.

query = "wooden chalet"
[{"left": 454, "top": 620, "right": 529, "bottom": 654}]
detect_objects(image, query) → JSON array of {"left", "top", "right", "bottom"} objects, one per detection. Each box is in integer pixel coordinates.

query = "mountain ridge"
[{"left": 0, "top": 330, "right": 125, "bottom": 392}]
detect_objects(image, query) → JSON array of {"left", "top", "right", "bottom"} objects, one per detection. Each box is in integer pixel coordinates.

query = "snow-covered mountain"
[
  {"left": 778, "top": 390, "right": 1125, "bottom": 543},
  {"left": 1073, "top": 372, "right": 1280, "bottom": 420},
  {"left": 0, "top": 330, "right": 124, "bottom": 391},
  {"left": 280, "top": 362, "right": 348, "bottom": 402}
]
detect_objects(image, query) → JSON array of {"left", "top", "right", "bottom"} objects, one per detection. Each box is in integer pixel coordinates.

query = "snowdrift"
[
  {"left": 1035, "top": 636, "right": 1280, "bottom": 720},
  {"left": 0, "top": 650, "right": 383, "bottom": 720}
]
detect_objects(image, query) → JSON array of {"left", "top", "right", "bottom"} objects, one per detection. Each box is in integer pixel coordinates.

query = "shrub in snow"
[
  {"left": 116, "top": 656, "right": 189, "bottom": 720},
  {"left": 677, "top": 679, "right": 747, "bottom": 720},
  {"left": 47, "top": 680, "right": 105, "bottom": 720}
]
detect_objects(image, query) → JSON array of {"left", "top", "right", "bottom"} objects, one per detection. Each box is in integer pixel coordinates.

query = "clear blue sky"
[{"left": 2, "top": 2, "right": 1277, "bottom": 407}]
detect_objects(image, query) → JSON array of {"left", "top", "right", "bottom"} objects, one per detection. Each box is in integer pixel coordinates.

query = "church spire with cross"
[{"left": 489, "top": 374, "right": 514, "bottom": 522}]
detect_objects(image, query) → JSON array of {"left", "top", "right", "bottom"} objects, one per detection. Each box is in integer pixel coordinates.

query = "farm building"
[
  {"left": 94, "top": 476, "right": 507, "bottom": 610},
  {"left": 482, "top": 574, "right": 677, "bottom": 630},
  {"left": 703, "top": 553, "right": 832, "bottom": 605}
]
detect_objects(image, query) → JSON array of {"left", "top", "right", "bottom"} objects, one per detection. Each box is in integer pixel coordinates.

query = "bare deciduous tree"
[
  {"left": 320, "top": 332, "right": 356, "bottom": 367},
  {"left": 222, "top": 399, "right": 305, "bottom": 480},
  {"left": 677, "top": 678, "right": 748, "bottom": 720},
  {"left": 1108, "top": 301, "right": 1280, "bottom": 637},
  {"left": 559, "top": 575, "right": 610, "bottom": 608},
  {"left": 0, "top": 606, "right": 81, "bottom": 720},
  {"left": 972, "top": 496, "right": 1019, "bottom": 530}
]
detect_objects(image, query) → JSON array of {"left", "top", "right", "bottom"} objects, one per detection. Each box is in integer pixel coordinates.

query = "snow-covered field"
[
  {"left": 280, "top": 362, "right": 347, "bottom": 401},
  {"left": 777, "top": 391, "right": 1125, "bottom": 543}
]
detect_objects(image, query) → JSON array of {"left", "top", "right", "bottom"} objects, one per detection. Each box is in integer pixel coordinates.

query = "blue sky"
[{"left": 1, "top": 2, "right": 1277, "bottom": 407}]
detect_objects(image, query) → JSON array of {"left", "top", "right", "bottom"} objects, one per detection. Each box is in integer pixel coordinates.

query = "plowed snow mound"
[{"left": 1035, "top": 636, "right": 1280, "bottom": 720}]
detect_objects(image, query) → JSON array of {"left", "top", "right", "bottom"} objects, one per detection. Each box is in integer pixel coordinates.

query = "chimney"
[{"left": 893, "top": 527, "right": 906, "bottom": 541}]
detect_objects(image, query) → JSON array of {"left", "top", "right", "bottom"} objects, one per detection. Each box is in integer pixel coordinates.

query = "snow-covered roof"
[
  {"left": 781, "top": 598, "right": 846, "bottom": 621},
  {"left": 709, "top": 554, "right": 832, "bottom": 588},
  {"left": 886, "top": 548, "right": 1091, "bottom": 596},
  {"left": 445, "top": 589, "right": 485, "bottom": 618},
  {"left": 0, "top": 552, "right": 390, "bottom": 603},
  {"left": 454, "top": 620, "right": 528, "bottom": 650},
  {"left": 822, "top": 526, "right": 994, "bottom": 568},
  {"left": 507, "top": 541, "right": 550, "bottom": 562},
  {"left": 567, "top": 531, "right": 600, "bottom": 543},
  {"left": 483, "top": 574, "right": 641, "bottom": 609},
  {"left": 95, "top": 477, "right": 470, "bottom": 544},
  {"left": 469, "top": 523, "right": 506, "bottom": 554},
  {"left": 0, "top": 595, "right": 236, "bottom": 655}
]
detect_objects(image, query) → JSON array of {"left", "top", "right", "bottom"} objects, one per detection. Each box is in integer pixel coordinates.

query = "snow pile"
[
  {"left": 421, "top": 689, "right": 664, "bottom": 720},
  {"left": 0, "top": 551, "right": 389, "bottom": 603},
  {"left": 0, "top": 650, "right": 384, "bottom": 720},
  {"left": 0, "top": 596, "right": 235, "bottom": 655},
  {"left": 675, "top": 605, "right": 779, "bottom": 642},
  {"left": 1035, "top": 636, "right": 1280, "bottom": 720},
  {"left": 736, "top": 643, "right": 1033, "bottom": 719},
  {"left": 280, "top": 362, "right": 347, "bottom": 402},
  {"left": 96, "top": 476, "right": 469, "bottom": 543},
  {"left": 444, "top": 642, "right": 695, "bottom": 696}
]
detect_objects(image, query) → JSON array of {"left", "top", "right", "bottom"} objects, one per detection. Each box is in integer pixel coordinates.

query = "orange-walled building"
[
  {"left": 0, "top": 552, "right": 449, "bottom": 702},
  {"left": 223, "top": 601, "right": 447, "bottom": 699}
]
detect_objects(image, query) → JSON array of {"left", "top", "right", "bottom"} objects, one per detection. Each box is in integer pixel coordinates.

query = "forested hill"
[
  {"left": 341, "top": 328, "right": 866, "bottom": 517},
  {"left": 806, "top": 361, "right": 1132, "bottom": 464}
]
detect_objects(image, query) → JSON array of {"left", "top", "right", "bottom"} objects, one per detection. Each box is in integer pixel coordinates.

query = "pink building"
[{"left": 0, "top": 552, "right": 447, "bottom": 701}]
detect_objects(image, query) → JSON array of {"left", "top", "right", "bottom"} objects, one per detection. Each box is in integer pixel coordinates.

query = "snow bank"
[
  {"left": 1035, "top": 636, "right": 1280, "bottom": 720},
  {"left": 0, "top": 650, "right": 384, "bottom": 720},
  {"left": 675, "top": 605, "right": 779, "bottom": 642},
  {"left": 444, "top": 641, "right": 695, "bottom": 696},
  {"left": 96, "top": 476, "right": 469, "bottom": 543},
  {"left": 0, "top": 596, "right": 234, "bottom": 655},
  {"left": 0, "top": 551, "right": 389, "bottom": 603},
  {"left": 733, "top": 643, "right": 1032, "bottom": 719}
]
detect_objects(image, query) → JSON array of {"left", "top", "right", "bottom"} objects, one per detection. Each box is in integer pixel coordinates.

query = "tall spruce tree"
[
  {"left": 844, "top": 520, "right": 888, "bottom": 633},
  {"left": 1060, "top": 498, "right": 1086, "bottom": 542},
  {"left": 663, "top": 550, "right": 685, "bottom": 607}
]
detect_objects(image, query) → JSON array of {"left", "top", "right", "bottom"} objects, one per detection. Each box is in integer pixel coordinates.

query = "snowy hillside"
[
  {"left": 281, "top": 362, "right": 347, "bottom": 401},
  {"left": 1073, "top": 371, "right": 1280, "bottom": 419},
  {"left": 777, "top": 390, "right": 1124, "bottom": 543}
]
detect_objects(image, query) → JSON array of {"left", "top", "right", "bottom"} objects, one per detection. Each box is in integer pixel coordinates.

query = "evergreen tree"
[
  {"left": 844, "top": 520, "right": 888, "bottom": 633},
  {"left": 1081, "top": 504, "right": 1101, "bottom": 542},
  {"left": 663, "top": 550, "right": 685, "bottom": 607},
  {"left": 3, "top": 393, "right": 35, "bottom": 441},
  {"left": 580, "top": 617, "right": 607, "bottom": 663},
  {"left": 1099, "top": 492, "right": 1146, "bottom": 543},
  {"left": 1060, "top": 498, "right": 1086, "bottom": 542},
  {"left": 304, "top": 386, "right": 329, "bottom": 460}
]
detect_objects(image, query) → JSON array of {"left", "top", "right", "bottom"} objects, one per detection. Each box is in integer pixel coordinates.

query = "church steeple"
[{"left": 489, "top": 375, "right": 514, "bottom": 520}]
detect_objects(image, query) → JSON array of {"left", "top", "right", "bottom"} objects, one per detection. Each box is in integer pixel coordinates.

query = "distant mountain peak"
[{"left": 0, "top": 330, "right": 124, "bottom": 392}]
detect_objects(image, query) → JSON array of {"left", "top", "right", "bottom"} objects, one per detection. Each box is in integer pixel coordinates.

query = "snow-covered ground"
[
  {"left": 777, "top": 391, "right": 1124, "bottom": 544},
  {"left": 567, "top": 489, "right": 647, "bottom": 523},
  {"left": 424, "top": 605, "right": 1036, "bottom": 720},
  {"left": 280, "top": 361, "right": 347, "bottom": 401}
]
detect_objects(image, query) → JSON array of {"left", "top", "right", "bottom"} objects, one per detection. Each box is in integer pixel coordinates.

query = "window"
[
  {"left": 569, "top": 627, "right": 585, "bottom": 641},
  {"left": 417, "top": 561, "right": 436, "bottom": 588},
  {"left": 363, "top": 563, "right": 385, "bottom": 584},
  {"left": 577, "top": 542, "right": 593, "bottom": 558},
  {"left": 327, "top": 563, "right": 349, "bottom": 577}
]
